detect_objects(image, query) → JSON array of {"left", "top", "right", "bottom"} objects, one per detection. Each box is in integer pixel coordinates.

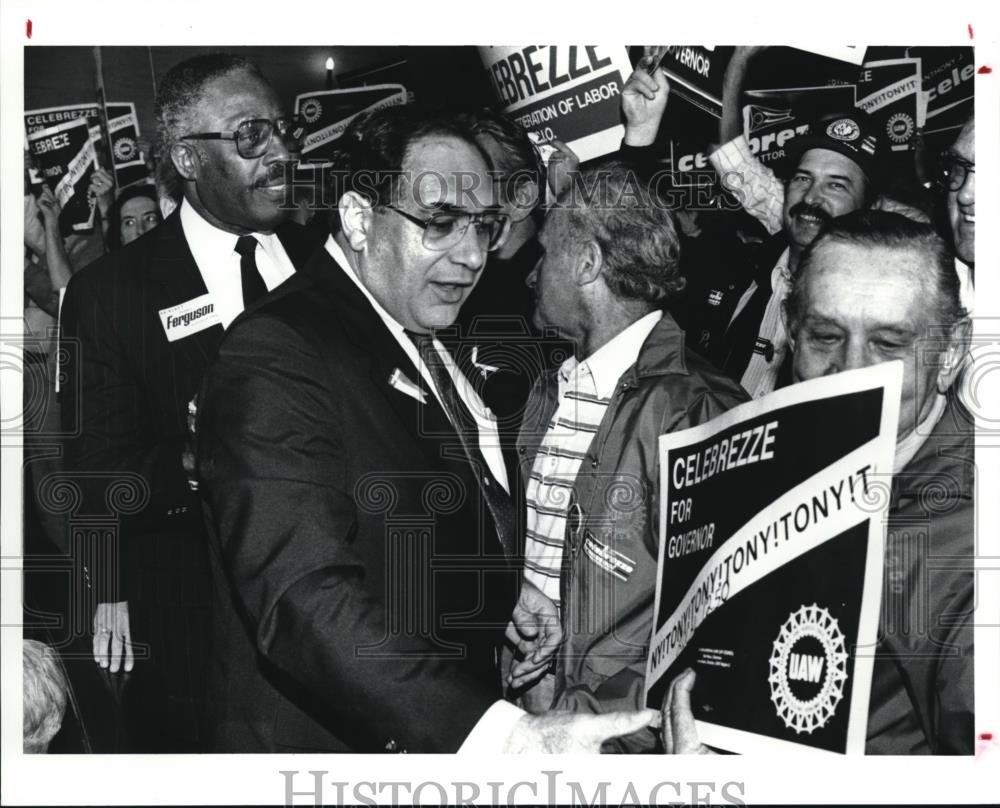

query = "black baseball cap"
[{"left": 786, "top": 111, "right": 881, "bottom": 186}]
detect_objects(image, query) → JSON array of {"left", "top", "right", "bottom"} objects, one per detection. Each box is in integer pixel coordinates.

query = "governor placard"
[{"left": 645, "top": 363, "right": 902, "bottom": 755}]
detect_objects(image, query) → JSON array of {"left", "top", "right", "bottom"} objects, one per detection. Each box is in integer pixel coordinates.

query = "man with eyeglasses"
[
  {"left": 936, "top": 114, "right": 977, "bottom": 423},
  {"left": 195, "top": 104, "right": 658, "bottom": 752},
  {"left": 59, "top": 54, "right": 323, "bottom": 751},
  {"left": 941, "top": 115, "right": 975, "bottom": 304}
]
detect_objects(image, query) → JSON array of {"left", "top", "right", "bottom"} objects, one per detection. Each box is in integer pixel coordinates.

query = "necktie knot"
[{"left": 234, "top": 235, "right": 259, "bottom": 258}]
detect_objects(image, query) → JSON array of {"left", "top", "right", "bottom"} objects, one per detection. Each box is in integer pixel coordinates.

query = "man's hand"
[
  {"left": 183, "top": 394, "right": 199, "bottom": 491},
  {"left": 88, "top": 168, "right": 114, "bottom": 219},
  {"left": 504, "top": 709, "right": 659, "bottom": 753},
  {"left": 545, "top": 139, "right": 580, "bottom": 200},
  {"left": 622, "top": 57, "right": 670, "bottom": 147},
  {"left": 93, "top": 600, "right": 134, "bottom": 673},
  {"left": 661, "top": 668, "right": 714, "bottom": 754},
  {"left": 505, "top": 580, "right": 561, "bottom": 689}
]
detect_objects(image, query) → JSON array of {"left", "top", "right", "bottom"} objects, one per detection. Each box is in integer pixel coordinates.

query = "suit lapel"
[
  {"left": 146, "top": 212, "right": 226, "bottom": 374},
  {"left": 308, "top": 250, "right": 461, "bottom": 468}
]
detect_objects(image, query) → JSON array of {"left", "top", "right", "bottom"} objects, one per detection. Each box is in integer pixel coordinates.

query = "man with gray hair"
[
  {"left": 60, "top": 53, "right": 322, "bottom": 750},
  {"left": 783, "top": 211, "right": 973, "bottom": 753},
  {"left": 510, "top": 160, "right": 747, "bottom": 751},
  {"left": 662, "top": 210, "right": 973, "bottom": 755},
  {"left": 23, "top": 639, "right": 69, "bottom": 753}
]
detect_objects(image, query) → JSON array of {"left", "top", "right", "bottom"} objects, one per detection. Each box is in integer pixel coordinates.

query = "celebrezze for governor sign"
[{"left": 645, "top": 363, "right": 902, "bottom": 755}]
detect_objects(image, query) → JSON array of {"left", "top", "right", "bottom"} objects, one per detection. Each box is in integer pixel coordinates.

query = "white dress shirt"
[
  {"left": 180, "top": 200, "right": 297, "bottom": 329},
  {"left": 325, "top": 237, "right": 508, "bottom": 492},
  {"left": 322, "top": 235, "right": 521, "bottom": 750}
]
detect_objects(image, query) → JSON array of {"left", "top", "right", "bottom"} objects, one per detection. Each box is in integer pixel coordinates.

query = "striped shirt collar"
[{"left": 559, "top": 310, "right": 662, "bottom": 400}]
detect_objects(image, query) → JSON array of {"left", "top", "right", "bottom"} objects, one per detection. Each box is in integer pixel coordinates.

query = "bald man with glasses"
[{"left": 60, "top": 53, "right": 323, "bottom": 751}]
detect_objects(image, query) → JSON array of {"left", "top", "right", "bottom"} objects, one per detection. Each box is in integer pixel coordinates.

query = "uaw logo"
[
  {"left": 301, "top": 98, "right": 323, "bottom": 124},
  {"left": 886, "top": 112, "right": 915, "bottom": 144},
  {"left": 768, "top": 604, "right": 848, "bottom": 734},
  {"left": 826, "top": 118, "right": 861, "bottom": 142},
  {"left": 113, "top": 136, "right": 137, "bottom": 162},
  {"left": 746, "top": 104, "right": 794, "bottom": 135}
]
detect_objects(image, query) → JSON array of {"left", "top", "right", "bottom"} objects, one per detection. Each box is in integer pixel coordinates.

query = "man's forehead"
[
  {"left": 196, "top": 70, "right": 280, "bottom": 121},
  {"left": 806, "top": 242, "right": 933, "bottom": 313},
  {"left": 402, "top": 135, "right": 493, "bottom": 209},
  {"left": 951, "top": 119, "right": 975, "bottom": 161},
  {"left": 540, "top": 207, "right": 570, "bottom": 240},
  {"left": 798, "top": 147, "right": 865, "bottom": 179}
]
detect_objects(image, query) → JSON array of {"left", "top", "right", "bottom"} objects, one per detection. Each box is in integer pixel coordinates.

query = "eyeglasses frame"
[
  {"left": 180, "top": 116, "right": 304, "bottom": 159},
  {"left": 382, "top": 204, "right": 511, "bottom": 252}
]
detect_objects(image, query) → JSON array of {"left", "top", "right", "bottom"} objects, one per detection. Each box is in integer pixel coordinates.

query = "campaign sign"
[
  {"left": 25, "top": 102, "right": 149, "bottom": 188},
  {"left": 294, "top": 85, "right": 407, "bottom": 163},
  {"left": 657, "top": 46, "right": 736, "bottom": 121},
  {"left": 645, "top": 363, "right": 902, "bottom": 755},
  {"left": 906, "top": 46, "right": 974, "bottom": 155},
  {"left": 106, "top": 102, "right": 149, "bottom": 188},
  {"left": 479, "top": 46, "right": 633, "bottom": 163},
  {"left": 740, "top": 85, "right": 857, "bottom": 170},
  {"left": 856, "top": 59, "right": 921, "bottom": 154},
  {"left": 26, "top": 116, "right": 98, "bottom": 235}
]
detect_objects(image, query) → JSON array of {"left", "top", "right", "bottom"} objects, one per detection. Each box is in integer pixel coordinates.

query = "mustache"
[
  {"left": 788, "top": 202, "right": 833, "bottom": 224},
  {"left": 253, "top": 164, "right": 290, "bottom": 188}
]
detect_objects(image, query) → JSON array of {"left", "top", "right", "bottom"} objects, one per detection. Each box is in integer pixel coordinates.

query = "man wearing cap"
[{"left": 620, "top": 50, "right": 878, "bottom": 398}]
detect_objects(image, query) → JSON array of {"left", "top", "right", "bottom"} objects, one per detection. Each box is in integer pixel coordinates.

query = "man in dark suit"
[
  {"left": 59, "top": 54, "right": 323, "bottom": 751},
  {"left": 196, "top": 105, "right": 657, "bottom": 753}
]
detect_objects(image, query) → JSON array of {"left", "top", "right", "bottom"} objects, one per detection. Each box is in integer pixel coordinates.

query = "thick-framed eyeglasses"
[
  {"left": 938, "top": 153, "right": 975, "bottom": 192},
  {"left": 180, "top": 117, "right": 304, "bottom": 159},
  {"left": 383, "top": 205, "right": 511, "bottom": 252}
]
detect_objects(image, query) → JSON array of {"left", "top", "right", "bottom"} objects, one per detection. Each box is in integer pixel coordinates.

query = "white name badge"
[{"left": 158, "top": 293, "right": 222, "bottom": 342}]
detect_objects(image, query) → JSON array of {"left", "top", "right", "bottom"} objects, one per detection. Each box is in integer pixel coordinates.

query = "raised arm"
[{"left": 709, "top": 46, "right": 784, "bottom": 235}]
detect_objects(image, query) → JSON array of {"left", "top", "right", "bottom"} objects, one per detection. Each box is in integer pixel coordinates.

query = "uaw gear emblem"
[
  {"left": 768, "top": 604, "right": 848, "bottom": 734},
  {"left": 826, "top": 118, "right": 861, "bottom": 142},
  {"left": 113, "top": 136, "right": 137, "bottom": 162},
  {"left": 301, "top": 98, "right": 322, "bottom": 123},
  {"left": 886, "top": 112, "right": 915, "bottom": 144},
  {"left": 746, "top": 104, "right": 794, "bottom": 135}
]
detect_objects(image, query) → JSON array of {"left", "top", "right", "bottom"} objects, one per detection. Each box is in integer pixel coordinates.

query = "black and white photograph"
[{"left": 2, "top": 1, "right": 998, "bottom": 805}]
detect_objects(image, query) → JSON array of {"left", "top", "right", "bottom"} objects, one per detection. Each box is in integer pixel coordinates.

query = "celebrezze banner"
[
  {"left": 26, "top": 116, "right": 98, "bottom": 234},
  {"left": 25, "top": 101, "right": 149, "bottom": 189},
  {"left": 645, "top": 362, "right": 902, "bottom": 755},
  {"left": 478, "top": 46, "right": 633, "bottom": 163}
]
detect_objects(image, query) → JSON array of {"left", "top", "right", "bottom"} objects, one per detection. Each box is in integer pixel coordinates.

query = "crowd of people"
[{"left": 23, "top": 47, "right": 975, "bottom": 755}]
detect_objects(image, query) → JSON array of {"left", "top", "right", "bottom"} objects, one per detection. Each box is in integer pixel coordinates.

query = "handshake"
[{"left": 500, "top": 581, "right": 708, "bottom": 754}]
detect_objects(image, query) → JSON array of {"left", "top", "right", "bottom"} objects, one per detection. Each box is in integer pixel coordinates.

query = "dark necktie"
[
  {"left": 234, "top": 235, "right": 268, "bottom": 307},
  {"left": 406, "top": 331, "right": 517, "bottom": 558}
]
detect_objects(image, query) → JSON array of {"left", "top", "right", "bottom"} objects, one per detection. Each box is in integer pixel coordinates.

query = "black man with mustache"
[{"left": 60, "top": 53, "right": 323, "bottom": 751}]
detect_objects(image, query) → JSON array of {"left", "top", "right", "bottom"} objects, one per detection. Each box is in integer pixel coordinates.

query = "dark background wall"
[{"left": 24, "top": 46, "right": 494, "bottom": 146}]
